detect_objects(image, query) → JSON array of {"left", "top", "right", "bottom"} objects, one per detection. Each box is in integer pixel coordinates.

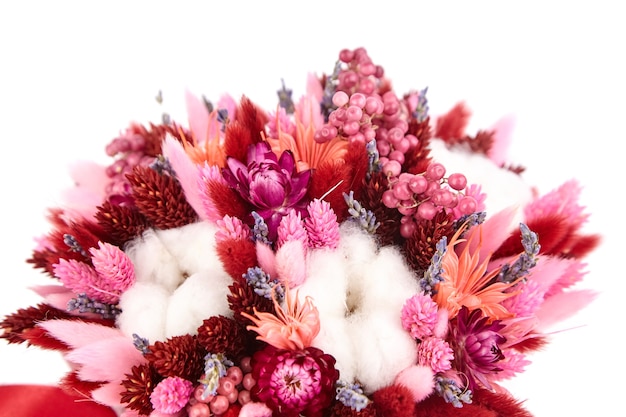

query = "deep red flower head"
[{"left": 250, "top": 345, "right": 339, "bottom": 417}]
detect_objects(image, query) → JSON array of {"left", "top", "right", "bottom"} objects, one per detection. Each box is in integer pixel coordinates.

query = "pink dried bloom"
[
  {"left": 502, "top": 279, "right": 544, "bottom": 318},
  {"left": 267, "top": 106, "right": 296, "bottom": 138},
  {"left": 53, "top": 259, "right": 103, "bottom": 302},
  {"left": 90, "top": 241, "right": 135, "bottom": 298},
  {"left": 417, "top": 337, "right": 454, "bottom": 373},
  {"left": 216, "top": 214, "right": 251, "bottom": 242},
  {"left": 544, "top": 259, "right": 588, "bottom": 297},
  {"left": 401, "top": 293, "right": 439, "bottom": 340},
  {"left": 490, "top": 349, "right": 530, "bottom": 380},
  {"left": 524, "top": 179, "right": 587, "bottom": 226},
  {"left": 276, "top": 209, "right": 308, "bottom": 248},
  {"left": 149, "top": 376, "right": 194, "bottom": 414},
  {"left": 304, "top": 199, "right": 340, "bottom": 249}
]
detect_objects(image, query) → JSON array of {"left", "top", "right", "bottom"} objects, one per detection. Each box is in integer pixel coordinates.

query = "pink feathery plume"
[
  {"left": 275, "top": 240, "right": 307, "bottom": 287},
  {"left": 256, "top": 242, "right": 278, "bottom": 279},
  {"left": 534, "top": 288, "right": 597, "bottom": 331},
  {"left": 198, "top": 163, "right": 228, "bottom": 222},
  {"left": 487, "top": 115, "right": 516, "bottom": 166},
  {"left": 460, "top": 205, "right": 519, "bottom": 264},
  {"left": 161, "top": 136, "right": 207, "bottom": 221},
  {"left": 65, "top": 337, "right": 145, "bottom": 382},
  {"left": 38, "top": 320, "right": 129, "bottom": 350},
  {"left": 524, "top": 179, "right": 588, "bottom": 225},
  {"left": 30, "top": 285, "right": 78, "bottom": 312},
  {"left": 61, "top": 160, "right": 109, "bottom": 220},
  {"left": 185, "top": 89, "right": 213, "bottom": 146}
]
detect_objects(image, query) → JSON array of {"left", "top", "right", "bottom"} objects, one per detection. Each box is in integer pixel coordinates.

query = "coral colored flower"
[
  {"left": 150, "top": 376, "right": 194, "bottom": 414},
  {"left": 433, "top": 224, "right": 519, "bottom": 320},
  {"left": 401, "top": 293, "right": 440, "bottom": 340},
  {"left": 222, "top": 141, "right": 311, "bottom": 241},
  {"left": 242, "top": 286, "right": 320, "bottom": 351},
  {"left": 449, "top": 306, "right": 506, "bottom": 390},
  {"left": 251, "top": 345, "right": 339, "bottom": 417},
  {"left": 417, "top": 337, "right": 454, "bottom": 373},
  {"left": 265, "top": 107, "right": 348, "bottom": 172}
]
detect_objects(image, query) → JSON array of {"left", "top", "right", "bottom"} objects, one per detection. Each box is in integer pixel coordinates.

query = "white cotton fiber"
[
  {"left": 165, "top": 270, "right": 234, "bottom": 338},
  {"left": 154, "top": 222, "right": 225, "bottom": 275},
  {"left": 348, "top": 312, "right": 418, "bottom": 393},
  {"left": 125, "top": 229, "right": 183, "bottom": 292},
  {"left": 428, "top": 138, "right": 533, "bottom": 218},
  {"left": 117, "top": 282, "right": 169, "bottom": 342},
  {"left": 300, "top": 225, "right": 420, "bottom": 393}
]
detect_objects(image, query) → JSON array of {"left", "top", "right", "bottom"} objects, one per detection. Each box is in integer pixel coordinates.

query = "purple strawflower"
[
  {"left": 222, "top": 142, "right": 311, "bottom": 242},
  {"left": 449, "top": 306, "right": 507, "bottom": 390}
]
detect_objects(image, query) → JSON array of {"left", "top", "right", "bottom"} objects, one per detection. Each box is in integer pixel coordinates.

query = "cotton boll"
[
  {"left": 301, "top": 248, "right": 349, "bottom": 317},
  {"left": 358, "top": 246, "right": 420, "bottom": 312},
  {"left": 165, "top": 270, "right": 233, "bottom": 338},
  {"left": 428, "top": 138, "right": 533, "bottom": 219},
  {"left": 338, "top": 223, "right": 379, "bottom": 275},
  {"left": 125, "top": 229, "right": 184, "bottom": 292},
  {"left": 117, "top": 282, "right": 169, "bottom": 342},
  {"left": 311, "top": 314, "right": 357, "bottom": 384},
  {"left": 348, "top": 312, "right": 418, "bottom": 393},
  {"left": 154, "top": 222, "right": 225, "bottom": 275}
]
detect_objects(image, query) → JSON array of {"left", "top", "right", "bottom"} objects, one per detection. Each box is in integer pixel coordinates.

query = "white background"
[{"left": 0, "top": 1, "right": 623, "bottom": 416}]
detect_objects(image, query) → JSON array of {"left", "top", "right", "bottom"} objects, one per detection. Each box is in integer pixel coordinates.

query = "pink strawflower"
[
  {"left": 90, "top": 241, "right": 135, "bottom": 301},
  {"left": 401, "top": 293, "right": 439, "bottom": 340},
  {"left": 276, "top": 209, "right": 308, "bottom": 248},
  {"left": 251, "top": 345, "right": 338, "bottom": 417},
  {"left": 216, "top": 214, "right": 251, "bottom": 242},
  {"left": 304, "top": 199, "right": 340, "bottom": 249},
  {"left": 149, "top": 376, "right": 193, "bottom": 414},
  {"left": 417, "top": 337, "right": 454, "bottom": 373}
]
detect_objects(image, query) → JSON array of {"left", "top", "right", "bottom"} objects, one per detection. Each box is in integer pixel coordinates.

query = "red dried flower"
[
  {"left": 196, "top": 315, "right": 246, "bottom": 359},
  {"left": 329, "top": 401, "right": 378, "bottom": 417},
  {"left": 120, "top": 363, "right": 160, "bottom": 416},
  {"left": 144, "top": 334, "right": 205, "bottom": 381},
  {"left": 227, "top": 276, "right": 275, "bottom": 325},
  {"left": 127, "top": 165, "right": 198, "bottom": 229},
  {"left": 95, "top": 201, "right": 150, "bottom": 246},
  {"left": 0, "top": 304, "right": 72, "bottom": 346},
  {"left": 370, "top": 384, "right": 416, "bottom": 417},
  {"left": 403, "top": 211, "right": 455, "bottom": 272},
  {"left": 251, "top": 345, "right": 339, "bottom": 417}
]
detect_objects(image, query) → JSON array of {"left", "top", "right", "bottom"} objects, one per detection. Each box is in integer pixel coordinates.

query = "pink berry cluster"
[
  {"left": 382, "top": 162, "right": 477, "bottom": 238},
  {"left": 187, "top": 356, "right": 256, "bottom": 417},
  {"left": 104, "top": 127, "right": 154, "bottom": 203}
]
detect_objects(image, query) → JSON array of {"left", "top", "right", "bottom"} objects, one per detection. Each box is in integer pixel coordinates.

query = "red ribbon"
[{"left": 0, "top": 384, "right": 118, "bottom": 417}]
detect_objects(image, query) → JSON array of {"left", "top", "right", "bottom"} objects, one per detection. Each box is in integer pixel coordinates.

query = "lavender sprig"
[
  {"left": 244, "top": 266, "right": 285, "bottom": 302},
  {"left": 198, "top": 353, "right": 233, "bottom": 399},
  {"left": 251, "top": 211, "right": 271, "bottom": 245},
  {"left": 132, "top": 333, "right": 150, "bottom": 354},
  {"left": 343, "top": 191, "right": 379, "bottom": 234},
  {"left": 366, "top": 138, "right": 381, "bottom": 176},
  {"left": 63, "top": 234, "right": 88, "bottom": 257},
  {"left": 413, "top": 87, "right": 430, "bottom": 123},
  {"left": 277, "top": 79, "right": 295, "bottom": 114},
  {"left": 435, "top": 376, "right": 472, "bottom": 408},
  {"left": 67, "top": 293, "right": 121, "bottom": 319},
  {"left": 335, "top": 380, "right": 370, "bottom": 411},
  {"left": 497, "top": 223, "right": 540, "bottom": 283},
  {"left": 419, "top": 236, "right": 447, "bottom": 294}
]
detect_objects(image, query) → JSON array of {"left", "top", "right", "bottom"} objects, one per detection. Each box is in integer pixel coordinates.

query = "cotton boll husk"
[
  {"left": 395, "top": 365, "right": 436, "bottom": 402},
  {"left": 153, "top": 222, "right": 225, "bottom": 276},
  {"left": 348, "top": 311, "right": 419, "bottom": 393},
  {"left": 117, "top": 282, "right": 170, "bottom": 342},
  {"left": 428, "top": 138, "right": 533, "bottom": 219},
  {"left": 164, "top": 270, "right": 233, "bottom": 338},
  {"left": 124, "top": 229, "right": 183, "bottom": 292}
]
